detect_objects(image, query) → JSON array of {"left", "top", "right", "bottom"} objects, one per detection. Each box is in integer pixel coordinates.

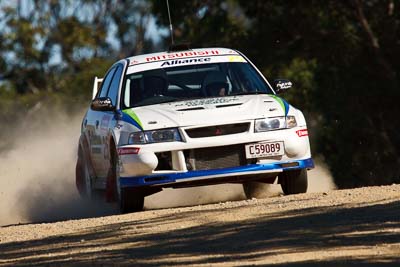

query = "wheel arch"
[
  {"left": 105, "top": 132, "right": 119, "bottom": 202},
  {"left": 107, "top": 131, "right": 118, "bottom": 165}
]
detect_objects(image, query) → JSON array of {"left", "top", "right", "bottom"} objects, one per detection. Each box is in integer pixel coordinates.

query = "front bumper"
[{"left": 120, "top": 158, "right": 314, "bottom": 189}]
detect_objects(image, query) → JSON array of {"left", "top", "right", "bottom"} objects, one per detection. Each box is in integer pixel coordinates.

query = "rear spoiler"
[{"left": 92, "top": 76, "right": 103, "bottom": 100}]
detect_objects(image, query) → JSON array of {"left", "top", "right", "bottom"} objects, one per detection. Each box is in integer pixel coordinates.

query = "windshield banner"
[{"left": 127, "top": 55, "right": 246, "bottom": 74}]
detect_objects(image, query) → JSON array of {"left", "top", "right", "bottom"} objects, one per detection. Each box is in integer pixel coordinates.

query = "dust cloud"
[
  {"left": 145, "top": 185, "right": 246, "bottom": 210},
  {"left": 0, "top": 107, "right": 336, "bottom": 226},
  {"left": 307, "top": 159, "right": 337, "bottom": 192},
  {"left": 0, "top": 110, "right": 116, "bottom": 226}
]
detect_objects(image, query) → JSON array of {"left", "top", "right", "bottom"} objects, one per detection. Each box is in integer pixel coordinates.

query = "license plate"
[{"left": 245, "top": 141, "right": 284, "bottom": 159}]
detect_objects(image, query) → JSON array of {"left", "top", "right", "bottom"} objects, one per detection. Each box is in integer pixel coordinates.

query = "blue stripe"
[
  {"left": 120, "top": 158, "right": 314, "bottom": 188},
  {"left": 281, "top": 98, "right": 290, "bottom": 116},
  {"left": 120, "top": 112, "right": 143, "bottom": 130}
]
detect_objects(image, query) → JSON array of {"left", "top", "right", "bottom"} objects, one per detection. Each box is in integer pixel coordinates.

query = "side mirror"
[
  {"left": 273, "top": 79, "right": 292, "bottom": 94},
  {"left": 91, "top": 97, "right": 114, "bottom": 111}
]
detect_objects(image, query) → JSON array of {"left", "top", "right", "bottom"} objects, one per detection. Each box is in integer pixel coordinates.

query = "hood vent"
[
  {"left": 176, "top": 107, "right": 205, "bottom": 111},
  {"left": 216, "top": 103, "right": 243, "bottom": 108}
]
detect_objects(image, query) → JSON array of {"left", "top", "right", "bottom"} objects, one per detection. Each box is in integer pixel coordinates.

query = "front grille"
[
  {"left": 185, "top": 123, "right": 250, "bottom": 138},
  {"left": 187, "top": 144, "right": 247, "bottom": 170}
]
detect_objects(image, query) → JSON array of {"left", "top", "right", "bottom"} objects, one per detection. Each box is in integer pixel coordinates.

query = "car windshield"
[{"left": 121, "top": 62, "right": 273, "bottom": 108}]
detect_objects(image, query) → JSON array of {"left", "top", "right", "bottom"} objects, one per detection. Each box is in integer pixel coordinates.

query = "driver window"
[
  {"left": 107, "top": 65, "right": 123, "bottom": 106},
  {"left": 98, "top": 67, "right": 116, "bottom": 98}
]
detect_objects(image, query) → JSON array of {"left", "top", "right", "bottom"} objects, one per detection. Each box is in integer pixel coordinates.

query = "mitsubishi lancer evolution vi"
[{"left": 75, "top": 47, "right": 314, "bottom": 213}]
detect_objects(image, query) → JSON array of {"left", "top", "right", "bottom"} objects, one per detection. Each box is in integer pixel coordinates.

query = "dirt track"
[{"left": 1, "top": 184, "right": 399, "bottom": 266}]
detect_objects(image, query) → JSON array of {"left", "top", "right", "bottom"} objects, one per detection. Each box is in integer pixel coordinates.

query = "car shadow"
[{"left": 1, "top": 199, "right": 399, "bottom": 266}]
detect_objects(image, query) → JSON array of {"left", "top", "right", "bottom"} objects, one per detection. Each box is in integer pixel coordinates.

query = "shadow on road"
[{"left": 1, "top": 199, "right": 399, "bottom": 266}]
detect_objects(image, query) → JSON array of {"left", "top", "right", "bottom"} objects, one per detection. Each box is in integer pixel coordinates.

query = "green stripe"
[
  {"left": 123, "top": 109, "right": 143, "bottom": 129},
  {"left": 270, "top": 95, "right": 286, "bottom": 114}
]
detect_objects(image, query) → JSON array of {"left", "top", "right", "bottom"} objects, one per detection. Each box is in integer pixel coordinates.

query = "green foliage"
[
  {"left": 151, "top": 0, "right": 248, "bottom": 48},
  {"left": 53, "top": 17, "right": 97, "bottom": 63},
  {"left": 152, "top": 0, "right": 400, "bottom": 188},
  {"left": 57, "top": 57, "right": 114, "bottom": 105}
]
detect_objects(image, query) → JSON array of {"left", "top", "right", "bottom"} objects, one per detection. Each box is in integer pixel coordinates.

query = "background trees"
[{"left": 1, "top": 0, "right": 399, "bottom": 188}]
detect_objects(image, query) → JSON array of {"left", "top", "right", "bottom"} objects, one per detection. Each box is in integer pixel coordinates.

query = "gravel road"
[{"left": 1, "top": 184, "right": 399, "bottom": 266}]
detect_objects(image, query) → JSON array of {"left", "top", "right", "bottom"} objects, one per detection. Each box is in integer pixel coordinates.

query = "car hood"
[{"left": 123, "top": 95, "right": 290, "bottom": 130}]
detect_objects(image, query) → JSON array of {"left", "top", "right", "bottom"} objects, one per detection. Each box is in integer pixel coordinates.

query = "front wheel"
[
  {"left": 279, "top": 169, "right": 308, "bottom": 195},
  {"left": 120, "top": 188, "right": 145, "bottom": 213},
  {"left": 109, "top": 148, "right": 144, "bottom": 213}
]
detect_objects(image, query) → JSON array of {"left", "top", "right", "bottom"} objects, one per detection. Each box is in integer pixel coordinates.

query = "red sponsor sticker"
[
  {"left": 296, "top": 129, "right": 309, "bottom": 137},
  {"left": 118, "top": 147, "right": 140, "bottom": 155},
  {"left": 129, "top": 60, "right": 139, "bottom": 66},
  {"left": 145, "top": 50, "right": 220, "bottom": 62}
]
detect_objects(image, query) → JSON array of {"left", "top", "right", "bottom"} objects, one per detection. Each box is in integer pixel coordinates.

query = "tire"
[
  {"left": 75, "top": 147, "right": 93, "bottom": 198},
  {"left": 243, "top": 182, "right": 275, "bottom": 199},
  {"left": 108, "top": 147, "right": 144, "bottom": 213},
  {"left": 120, "top": 188, "right": 145, "bottom": 213},
  {"left": 279, "top": 169, "right": 308, "bottom": 195}
]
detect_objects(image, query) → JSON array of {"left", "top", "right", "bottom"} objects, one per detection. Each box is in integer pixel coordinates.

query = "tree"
[
  {"left": 0, "top": 0, "right": 157, "bottom": 94},
  {"left": 151, "top": 0, "right": 400, "bottom": 187},
  {"left": 151, "top": 0, "right": 249, "bottom": 49},
  {"left": 0, "top": 0, "right": 159, "bottom": 151}
]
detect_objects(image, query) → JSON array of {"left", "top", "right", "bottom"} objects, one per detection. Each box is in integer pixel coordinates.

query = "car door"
[
  {"left": 86, "top": 66, "right": 117, "bottom": 179},
  {"left": 96, "top": 64, "right": 124, "bottom": 177}
]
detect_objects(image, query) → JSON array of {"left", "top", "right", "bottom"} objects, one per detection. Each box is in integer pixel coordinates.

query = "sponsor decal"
[
  {"left": 228, "top": 55, "right": 246, "bottom": 62},
  {"left": 100, "top": 115, "right": 111, "bottom": 130},
  {"left": 161, "top": 57, "right": 211, "bottom": 67},
  {"left": 183, "top": 96, "right": 239, "bottom": 107},
  {"left": 296, "top": 129, "right": 309, "bottom": 137},
  {"left": 276, "top": 81, "right": 292, "bottom": 90},
  {"left": 146, "top": 50, "right": 220, "bottom": 62},
  {"left": 118, "top": 147, "right": 140, "bottom": 155},
  {"left": 93, "top": 97, "right": 112, "bottom": 107},
  {"left": 129, "top": 60, "right": 139, "bottom": 66}
]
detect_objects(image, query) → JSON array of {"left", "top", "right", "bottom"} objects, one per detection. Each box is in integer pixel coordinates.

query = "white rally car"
[{"left": 75, "top": 47, "right": 314, "bottom": 213}]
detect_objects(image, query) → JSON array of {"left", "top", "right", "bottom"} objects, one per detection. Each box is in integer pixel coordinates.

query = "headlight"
[
  {"left": 255, "top": 116, "right": 297, "bottom": 132},
  {"left": 128, "top": 128, "right": 182, "bottom": 144},
  {"left": 286, "top": 116, "right": 297, "bottom": 128}
]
